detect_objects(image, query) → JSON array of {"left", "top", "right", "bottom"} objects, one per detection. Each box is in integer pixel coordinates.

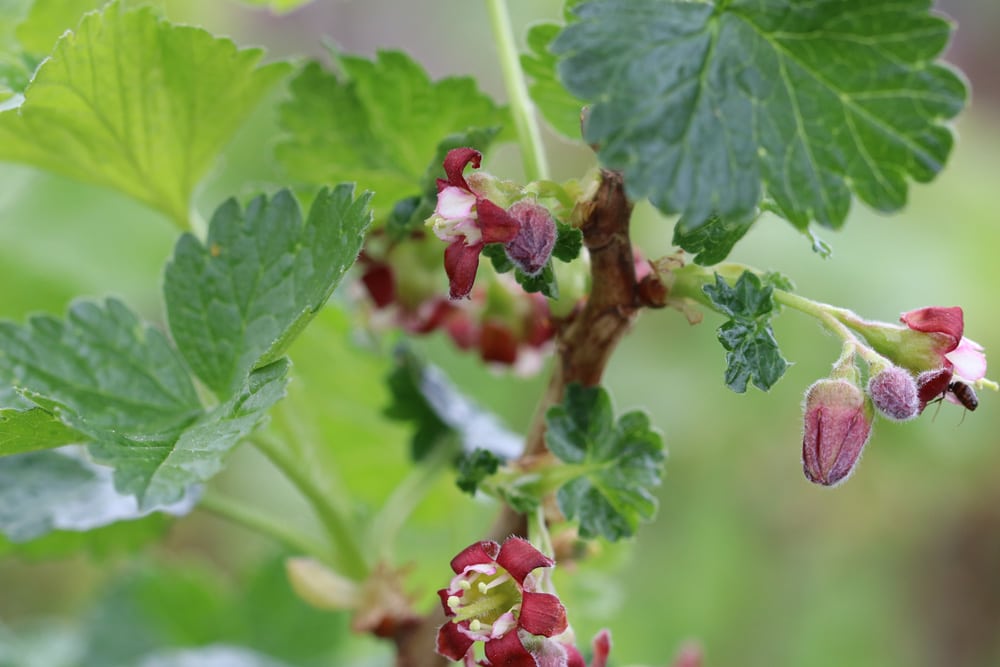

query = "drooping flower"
[
  {"left": 899, "top": 307, "right": 986, "bottom": 381},
  {"left": 430, "top": 148, "right": 520, "bottom": 299},
  {"left": 436, "top": 537, "right": 568, "bottom": 666},
  {"left": 899, "top": 307, "right": 987, "bottom": 409},
  {"left": 801, "top": 377, "right": 874, "bottom": 486}
]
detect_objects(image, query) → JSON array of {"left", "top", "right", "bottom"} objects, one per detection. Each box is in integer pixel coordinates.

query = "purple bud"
[
  {"left": 503, "top": 200, "right": 556, "bottom": 276},
  {"left": 867, "top": 366, "right": 919, "bottom": 421},
  {"left": 802, "top": 378, "right": 873, "bottom": 487}
]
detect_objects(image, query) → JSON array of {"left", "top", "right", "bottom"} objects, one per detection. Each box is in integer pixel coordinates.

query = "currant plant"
[{"left": 0, "top": 1, "right": 993, "bottom": 666}]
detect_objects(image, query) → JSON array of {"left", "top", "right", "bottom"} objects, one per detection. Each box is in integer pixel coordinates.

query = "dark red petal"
[
  {"left": 519, "top": 592, "right": 567, "bottom": 637},
  {"left": 480, "top": 319, "right": 518, "bottom": 365},
  {"left": 916, "top": 368, "right": 953, "bottom": 410},
  {"left": 360, "top": 263, "right": 395, "bottom": 308},
  {"left": 437, "top": 588, "right": 457, "bottom": 617},
  {"left": 484, "top": 629, "right": 536, "bottom": 667},
  {"left": 476, "top": 198, "right": 521, "bottom": 244},
  {"left": 590, "top": 629, "right": 612, "bottom": 667},
  {"left": 564, "top": 644, "right": 586, "bottom": 667},
  {"left": 900, "top": 307, "right": 963, "bottom": 347},
  {"left": 436, "top": 621, "right": 475, "bottom": 661},
  {"left": 443, "top": 148, "right": 482, "bottom": 191},
  {"left": 495, "top": 537, "right": 554, "bottom": 585},
  {"left": 450, "top": 540, "right": 501, "bottom": 574},
  {"left": 444, "top": 241, "right": 484, "bottom": 300}
]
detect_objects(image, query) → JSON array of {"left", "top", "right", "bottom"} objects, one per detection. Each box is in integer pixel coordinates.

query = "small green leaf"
[
  {"left": 553, "top": 0, "right": 967, "bottom": 228},
  {"left": 552, "top": 221, "right": 583, "bottom": 263},
  {"left": 703, "top": 272, "right": 788, "bottom": 392},
  {"left": 522, "top": 22, "right": 587, "bottom": 139},
  {"left": 545, "top": 384, "right": 665, "bottom": 541},
  {"left": 164, "top": 186, "right": 371, "bottom": 399},
  {"left": 384, "top": 347, "right": 522, "bottom": 462},
  {"left": 0, "top": 298, "right": 203, "bottom": 437},
  {"left": 0, "top": 2, "right": 290, "bottom": 227},
  {"left": 673, "top": 213, "right": 756, "bottom": 266},
  {"left": 0, "top": 449, "right": 196, "bottom": 543},
  {"left": 455, "top": 448, "right": 502, "bottom": 495},
  {"left": 515, "top": 262, "right": 559, "bottom": 299},
  {"left": 276, "top": 52, "right": 512, "bottom": 219},
  {"left": 0, "top": 407, "right": 81, "bottom": 456}
]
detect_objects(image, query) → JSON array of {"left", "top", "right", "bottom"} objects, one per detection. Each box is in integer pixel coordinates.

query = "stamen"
[
  {"left": 458, "top": 580, "right": 472, "bottom": 591},
  {"left": 447, "top": 595, "right": 461, "bottom": 609},
  {"left": 469, "top": 619, "right": 482, "bottom": 632},
  {"left": 479, "top": 572, "right": 511, "bottom": 591}
]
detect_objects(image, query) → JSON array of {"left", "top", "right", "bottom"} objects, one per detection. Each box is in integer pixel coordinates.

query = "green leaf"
[
  {"left": 0, "top": 514, "right": 171, "bottom": 560},
  {"left": 703, "top": 272, "right": 788, "bottom": 392},
  {"left": 673, "top": 213, "right": 756, "bottom": 266},
  {"left": 276, "top": 52, "right": 512, "bottom": 219},
  {"left": 0, "top": 407, "right": 81, "bottom": 456},
  {"left": 553, "top": 0, "right": 967, "bottom": 228},
  {"left": 14, "top": 0, "right": 102, "bottom": 54},
  {"left": 545, "top": 384, "right": 664, "bottom": 541},
  {"left": 0, "top": 2, "right": 290, "bottom": 227},
  {"left": 552, "top": 220, "right": 583, "bottom": 263},
  {"left": 522, "top": 22, "right": 587, "bottom": 139},
  {"left": 455, "top": 448, "right": 502, "bottom": 495},
  {"left": 0, "top": 449, "right": 196, "bottom": 543},
  {"left": 164, "top": 186, "right": 371, "bottom": 398},
  {"left": 384, "top": 347, "right": 522, "bottom": 461},
  {"left": 85, "top": 359, "right": 290, "bottom": 509},
  {"left": 0, "top": 298, "right": 203, "bottom": 437}
]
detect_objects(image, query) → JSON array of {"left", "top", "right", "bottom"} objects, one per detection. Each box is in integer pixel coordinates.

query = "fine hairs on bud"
[{"left": 868, "top": 366, "right": 920, "bottom": 421}]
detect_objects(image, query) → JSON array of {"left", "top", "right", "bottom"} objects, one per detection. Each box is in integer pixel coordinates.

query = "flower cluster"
[
  {"left": 436, "top": 537, "right": 608, "bottom": 667},
  {"left": 428, "top": 148, "right": 558, "bottom": 300},
  {"left": 358, "top": 247, "right": 555, "bottom": 371},
  {"left": 802, "top": 306, "right": 988, "bottom": 487}
]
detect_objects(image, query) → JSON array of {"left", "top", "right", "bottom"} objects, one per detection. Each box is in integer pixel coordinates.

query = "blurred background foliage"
[{"left": 0, "top": 1, "right": 998, "bottom": 666}]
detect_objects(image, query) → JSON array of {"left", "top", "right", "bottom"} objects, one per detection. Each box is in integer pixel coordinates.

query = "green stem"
[
  {"left": 485, "top": 0, "right": 549, "bottom": 181},
  {"left": 368, "top": 439, "right": 458, "bottom": 561},
  {"left": 251, "top": 434, "right": 370, "bottom": 580},
  {"left": 198, "top": 491, "right": 331, "bottom": 561}
]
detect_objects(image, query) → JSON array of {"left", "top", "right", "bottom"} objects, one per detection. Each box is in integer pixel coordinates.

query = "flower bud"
[
  {"left": 504, "top": 200, "right": 557, "bottom": 276},
  {"left": 867, "top": 366, "right": 919, "bottom": 421},
  {"left": 802, "top": 378, "right": 874, "bottom": 486}
]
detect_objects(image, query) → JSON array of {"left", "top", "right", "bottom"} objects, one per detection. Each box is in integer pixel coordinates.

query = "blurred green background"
[{"left": 1, "top": 1, "right": 999, "bottom": 666}]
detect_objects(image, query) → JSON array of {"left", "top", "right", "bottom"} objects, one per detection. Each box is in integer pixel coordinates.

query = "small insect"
[{"left": 948, "top": 380, "right": 979, "bottom": 412}]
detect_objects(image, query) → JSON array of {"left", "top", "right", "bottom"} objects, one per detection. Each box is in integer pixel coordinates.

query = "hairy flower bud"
[
  {"left": 802, "top": 378, "right": 874, "bottom": 486},
  {"left": 503, "top": 200, "right": 557, "bottom": 276},
  {"left": 867, "top": 366, "right": 919, "bottom": 421}
]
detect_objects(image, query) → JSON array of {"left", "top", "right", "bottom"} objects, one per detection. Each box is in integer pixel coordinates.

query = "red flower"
[
  {"left": 431, "top": 148, "right": 520, "bottom": 299},
  {"left": 436, "top": 537, "right": 568, "bottom": 666},
  {"left": 900, "top": 307, "right": 986, "bottom": 408}
]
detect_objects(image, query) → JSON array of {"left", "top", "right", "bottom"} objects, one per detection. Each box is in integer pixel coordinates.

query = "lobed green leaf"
[
  {"left": 672, "top": 213, "right": 756, "bottom": 266},
  {"left": 521, "top": 22, "right": 587, "bottom": 139},
  {"left": 276, "top": 51, "right": 512, "bottom": 220},
  {"left": 0, "top": 2, "right": 290, "bottom": 227},
  {"left": 553, "top": 0, "right": 967, "bottom": 229},
  {"left": 545, "top": 384, "right": 664, "bottom": 541},
  {"left": 164, "top": 186, "right": 371, "bottom": 399}
]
